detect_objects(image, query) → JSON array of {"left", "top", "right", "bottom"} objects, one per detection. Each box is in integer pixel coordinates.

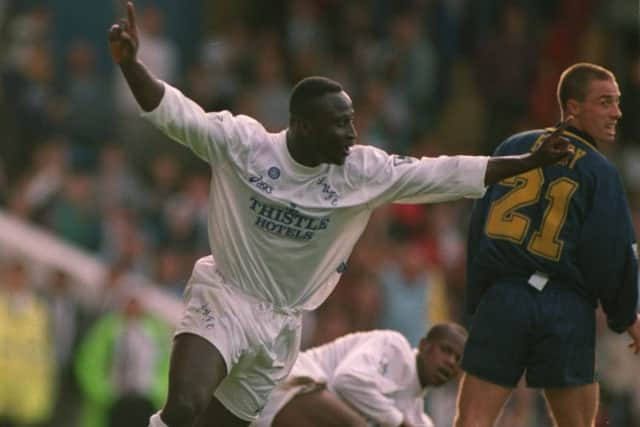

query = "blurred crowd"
[{"left": 0, "top": 0, "right": 639, "bottom": 426}]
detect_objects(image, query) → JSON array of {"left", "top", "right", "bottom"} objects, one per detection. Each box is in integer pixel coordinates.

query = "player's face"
[
  {"left": 419, "top": 334, "right": 465, "bottom": 387},
  {"left": 572, "top": 78, "right": 622, "bottom": 144},
  {"left": 307, "top": 91, "right": 357, "bottom": 165}
]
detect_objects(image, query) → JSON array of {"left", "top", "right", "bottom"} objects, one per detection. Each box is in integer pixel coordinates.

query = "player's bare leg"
[
  {"left": 454, "top": 373, "right": 512, "bottom": 427},
  {"left": 194, "top": 397, "right": 250, "bottom": 427},
  {"left": 159, "top": 333, "right": 228, "bottom": 427},
  {"left": 273, "top": 387, "right": 368, "bottom": 427},
  {"left": 543, "top": 383, "right": 599, "bottom": 427}
]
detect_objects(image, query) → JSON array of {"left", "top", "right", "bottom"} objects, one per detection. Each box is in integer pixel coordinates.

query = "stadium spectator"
[
  {"left": 74, "top": 287, "right": 171, "bottom": 427},
  {"left": 0, "top": 259, "right": 55, "bottom": 426},
  {"left": 108, "top": 3, "right": 571, "bottom": 427},
  {"left": 378, "top": 238, "right": 448, "bottom": 346},
  {"left": 48, "top": 171, "right": 102, "bottom": 252},
  {"left": 252, "top": 324, "right": 467, "bottom": 427},
  {"left": 455, "top": 62, "right": 640, "bottom": 427},
  {"left": 47, "top": 269, "right": 90, "bottom": 427}
]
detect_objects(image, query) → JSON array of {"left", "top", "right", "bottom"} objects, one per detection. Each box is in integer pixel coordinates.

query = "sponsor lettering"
[{"left": 249, "top": 197, "right": 330, "bottom": 240}]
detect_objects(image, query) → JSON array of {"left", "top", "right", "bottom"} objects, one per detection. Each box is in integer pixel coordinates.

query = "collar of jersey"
[
  {"left": 279, "top": 131, "right": 327, "bottom": 176},
  {"left": 546, "top": 125, "right": 599, "bottom": 153}
]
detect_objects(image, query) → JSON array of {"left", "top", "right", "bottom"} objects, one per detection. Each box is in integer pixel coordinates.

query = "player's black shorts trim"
[{"left": 462, "top": 279, "right": 596, "bottom": 388}]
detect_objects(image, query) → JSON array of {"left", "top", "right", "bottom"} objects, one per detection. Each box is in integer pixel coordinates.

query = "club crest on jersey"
[{"left": 268, "top": 166, "right": 281, "bottom": 179}]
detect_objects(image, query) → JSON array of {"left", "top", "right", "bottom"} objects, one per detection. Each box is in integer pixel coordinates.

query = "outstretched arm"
[
  {"left": 484, "top": 118, "right": 573, "bottom": 186},
  {"left": 108, "top": 1, "right": 164, "bottom": 111}
]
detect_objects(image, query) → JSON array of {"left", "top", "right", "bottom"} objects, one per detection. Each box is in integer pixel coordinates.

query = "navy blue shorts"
[{"left": 461, "top": 279, "right": 596, "bottom": 388}]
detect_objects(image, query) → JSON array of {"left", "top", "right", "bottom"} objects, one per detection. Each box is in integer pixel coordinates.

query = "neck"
[{"left": 286, "top": 130, "right": 318, "bottom": 167}]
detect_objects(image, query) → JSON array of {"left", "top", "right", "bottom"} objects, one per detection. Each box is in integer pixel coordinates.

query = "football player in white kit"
[
  {"left": 252, "top": 324, "right": 467, "bottom": 427},
  {"left": 108, "top": 3, "right": 573, "bottom": 426}
]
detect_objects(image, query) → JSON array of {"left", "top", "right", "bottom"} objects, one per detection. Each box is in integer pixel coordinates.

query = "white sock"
[{"left": 149, "top": 412, "right": 169, "bottom": 427}]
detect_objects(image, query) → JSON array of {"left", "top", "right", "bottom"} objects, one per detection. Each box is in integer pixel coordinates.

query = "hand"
[
  {"left": 626, "top": 313, "right": 640, "bottom": 355},
  {"left": 530, "top": 116, "right": 575, "bottom": 167},
  {"left": 108, "top": 1, "right": 139, "bottom": 65}
]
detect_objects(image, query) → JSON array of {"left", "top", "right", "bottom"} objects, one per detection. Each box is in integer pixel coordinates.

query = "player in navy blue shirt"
[{"left": 455, "top": 63, "right": 640, "bottom": 427}]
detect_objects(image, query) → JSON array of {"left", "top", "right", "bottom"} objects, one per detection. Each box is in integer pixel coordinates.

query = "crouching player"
[{"left": 252, "top": 324, "right": 467, "bottom": 427}]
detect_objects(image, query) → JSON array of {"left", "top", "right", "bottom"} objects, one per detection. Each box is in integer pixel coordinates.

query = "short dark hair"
[
  {"left": 557, "top": 63, "right": 615, "bottom": 114},
  {"left": 425, "top": 323, "right": 468, "bottom": 342},
  {"left": 289, "top": 76, "right": 343, "bottom": 119}
]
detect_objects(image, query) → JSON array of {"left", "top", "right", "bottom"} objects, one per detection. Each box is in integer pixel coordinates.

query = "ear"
[
  {"left": 566, "top": 99, "right": 581, "bottom": 117},
  {"left": 291, "top": 115, "right": 312, "bottom": 135}
]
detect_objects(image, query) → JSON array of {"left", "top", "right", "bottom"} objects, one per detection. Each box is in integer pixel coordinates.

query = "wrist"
[
  {"left": 520, "top": 152, "right": 539, "bottom": 169},
  {"left": 119, "top": 57, "right": 139, "bottom": 70}
]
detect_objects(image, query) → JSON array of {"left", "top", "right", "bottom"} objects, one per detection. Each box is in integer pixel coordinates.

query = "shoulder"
[
  {"left": 344, "top": 145, "right": 420, "bottom": 176},
  {"left": 209, "top": 111, "right": 276, "bottom": 156},
  {"left": 494, "top": 129, "right": 544, "bottom": 155},
  {"left": 363, "top": 330, "right": 413, "bottom": 355},
  {"left": 346, "top": 144, "right": 391, "bottom": 165},
  {"left": 207, "top": 111, "right": 270, "bottom": 136}
]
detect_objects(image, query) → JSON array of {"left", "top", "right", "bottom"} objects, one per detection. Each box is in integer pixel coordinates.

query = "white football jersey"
[
  {"left": 142, "top": 82, "right": 487, "bottom": 310},
  {"left": 255, "top": 330, "right": 433, "bottom": 427}
]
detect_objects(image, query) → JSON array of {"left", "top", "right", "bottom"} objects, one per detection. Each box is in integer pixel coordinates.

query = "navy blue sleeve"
[{"left": 577, "top": 169, "right": 638, "bottom": 333}]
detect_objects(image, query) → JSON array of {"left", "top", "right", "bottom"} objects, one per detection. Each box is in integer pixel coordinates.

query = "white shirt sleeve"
[
  {"left": 330, "top": 333, "right": 413, "bottom": 427},
  {"left": 140, "top": 81, "right": 265, "bottom": 166},
  {"left": 404, "top": 407, "right": 434, "bottom": 427},
  {"left": 350, "top": 147, "right": 488, "bottom": 208}
]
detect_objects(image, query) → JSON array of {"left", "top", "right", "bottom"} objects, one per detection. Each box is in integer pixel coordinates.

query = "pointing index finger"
[{"left": 127, "top": 1, "right": 136, "bottom": 29}]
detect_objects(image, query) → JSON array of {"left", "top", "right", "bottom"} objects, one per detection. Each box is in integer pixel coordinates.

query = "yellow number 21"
[{"left": 485, "top": 169, "right": 578, "bottom": 261}]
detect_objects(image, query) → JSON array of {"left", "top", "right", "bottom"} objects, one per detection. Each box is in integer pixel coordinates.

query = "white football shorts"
[
  {"left": 251, "top": 351, "right": 326, "bottom": 427},
  {"left": 175, "top": 256, "right": 302, "bottom": 421}
]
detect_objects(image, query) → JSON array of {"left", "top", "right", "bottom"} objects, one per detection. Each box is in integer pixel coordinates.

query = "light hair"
[{"left": 557, "top": 62, "right": 616, "bottom": 117}]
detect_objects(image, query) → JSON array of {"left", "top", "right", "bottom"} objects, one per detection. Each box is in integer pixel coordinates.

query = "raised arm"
[
  {"left": 484, "top": 118, "right": 573, "bottom": 186},
  {"left": 108, "top": 1, "right": 164, "bottom": 111}
]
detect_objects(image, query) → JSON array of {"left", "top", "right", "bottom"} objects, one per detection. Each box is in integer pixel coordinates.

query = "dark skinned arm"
[
  {"left": 484, "top": 119, "right": 573, "bottom": 186},
  {"left": 107, "top": 1, "right": 164, "bottom": 112}
]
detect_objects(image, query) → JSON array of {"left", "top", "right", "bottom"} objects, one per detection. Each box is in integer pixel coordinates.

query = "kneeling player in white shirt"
[
  {"left": 253, "top": 324, "right": 467, "bottom": 427},
  {"left": 109, "top": 3, "right": 572, "bottom": 427}
]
